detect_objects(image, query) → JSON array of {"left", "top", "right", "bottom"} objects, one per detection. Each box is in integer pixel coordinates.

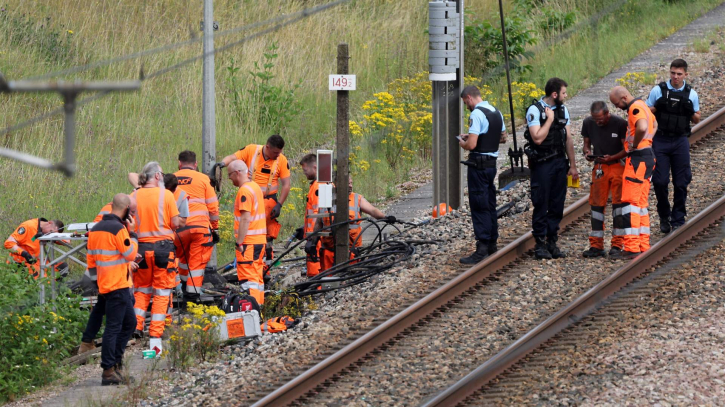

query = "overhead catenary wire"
[{"left": 1, "top": 0, "right": 353, "bottom": 138}]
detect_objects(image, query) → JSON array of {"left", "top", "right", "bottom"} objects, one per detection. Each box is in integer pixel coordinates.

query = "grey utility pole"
[
  {"left": 429, "top": 0, "right": 464, "bottom": 210},
  {"left": 202, "top": 0, "right": 216, "bottom": 176},
  {"left": 334, "top": 43, "right": 350, "bottom": 266},
  {"left": 202, "top": 0, "right": 218, "bottom": 269},
  {"left": 0, "top": 79, "right": 140, "bottom": 176}
]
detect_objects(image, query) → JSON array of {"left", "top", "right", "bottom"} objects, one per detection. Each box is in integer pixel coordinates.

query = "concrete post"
[{"left": 202, "top": 0, "right": 217, "bottom": 268}]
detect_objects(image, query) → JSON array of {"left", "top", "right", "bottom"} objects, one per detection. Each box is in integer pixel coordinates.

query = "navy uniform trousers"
[
  {"left": 530, "top": 156, "right": 568, "bottom": 238},
  {"left": 468, "top": 166, "right": 498, "bottom": 243},
  {"left": 652, "top": 135, "right": 691, "bottom": 227}
]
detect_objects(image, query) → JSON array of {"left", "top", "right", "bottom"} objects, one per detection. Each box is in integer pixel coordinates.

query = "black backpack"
[{"left": 221, "top": 292, "right": 260, "bottom": 314}]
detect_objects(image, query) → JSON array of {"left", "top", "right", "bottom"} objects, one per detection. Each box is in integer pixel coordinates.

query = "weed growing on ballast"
[
  {"left": 264, "top": 288, "right": 317, "bottom": 320},
  {"left": 165, "top": 303, "right": 226, "bottom": 371}
]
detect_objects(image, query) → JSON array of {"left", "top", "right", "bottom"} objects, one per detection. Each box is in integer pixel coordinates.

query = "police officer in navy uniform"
[
  {"left": 458, "top": 85, "right": 507, "bottom": 264},
  {"left": 646, "top": 58, "right": 700, "bottom": 233},
  {"left": 524, "top": 77, "right": 579, "bottom": 259}
]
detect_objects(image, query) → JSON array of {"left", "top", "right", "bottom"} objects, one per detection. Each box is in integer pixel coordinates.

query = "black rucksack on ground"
[{"left": 220, "top": 292, "right": 260, "bottom": 314}]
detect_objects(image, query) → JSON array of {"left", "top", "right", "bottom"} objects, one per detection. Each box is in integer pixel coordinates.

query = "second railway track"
[{"left": 251, "top": 106, "right": 725, "bottom": 406}]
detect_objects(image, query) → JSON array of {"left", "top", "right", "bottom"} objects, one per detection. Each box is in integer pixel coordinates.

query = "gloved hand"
[
  {"left": 211, "top": 229, "right": 220, "bottom": 244},
  {"left": 293, "top": 227, "right": 304, "bottom": 241},
  {"left": 216, "top": 161, "right": 226, "bottom": 169},
  {"left": 384, "top": 215, "right": 397, "bottom": 224},
  {"left": 21, "top": 251, "right": 36, "bottom": 264},
  {"left": 270, "top": 202, "right": 282, "bottom": 219},
  {"left": 305, "top": 238, "right": 318, "bottom": 257}
]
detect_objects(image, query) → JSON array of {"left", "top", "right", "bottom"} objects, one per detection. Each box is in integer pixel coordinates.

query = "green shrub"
[
  {"left": 538, "top": 7, "right": 577, "bottom": 33},
  {"left": 0, "top": 264, "right": 87, "bottom": 402},
  {"left": 464, "top": 13, "right": 537, "bottom": 77},
  {"left": 226, "top": 42, "right": 302, "bottom": 133}
]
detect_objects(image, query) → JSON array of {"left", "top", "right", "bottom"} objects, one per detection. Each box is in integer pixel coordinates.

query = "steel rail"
[
  {"left": 252, "top": 198, "right": 590, "bottom": 406},
  {"left": 423, "top": 106, "right": 725, "bottom": 407},
  {"left": 253, "top": 106, "right": 725, "bottom": 407}
]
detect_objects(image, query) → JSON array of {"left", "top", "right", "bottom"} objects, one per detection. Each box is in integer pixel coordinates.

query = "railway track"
[
  {"left": 251, "top": 106, "right": 725, "bottom": 406},
  {"left": 451, "top": 214, "right": 725, "bottom": 406},
  {"left": 426, "top": 191, "right": 725, "bottom": 406}
]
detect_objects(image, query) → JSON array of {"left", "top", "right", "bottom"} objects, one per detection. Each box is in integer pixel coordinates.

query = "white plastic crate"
[{"left": 218, "top": 310, "right": 261, "bottom": 340}]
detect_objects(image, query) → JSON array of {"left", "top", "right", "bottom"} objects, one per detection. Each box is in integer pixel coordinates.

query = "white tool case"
[{"left": 218, "top": 310, "right": 261, "bottom": 340}]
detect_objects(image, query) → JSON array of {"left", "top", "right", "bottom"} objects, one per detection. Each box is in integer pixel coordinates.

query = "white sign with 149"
[{"left": 329, "top": 75, "right": 356, "bottom": 91}]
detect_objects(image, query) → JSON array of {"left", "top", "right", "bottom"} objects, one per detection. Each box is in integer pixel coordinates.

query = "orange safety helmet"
[{"left": 432, "top": 203, "right": 451, "bottom": 218}]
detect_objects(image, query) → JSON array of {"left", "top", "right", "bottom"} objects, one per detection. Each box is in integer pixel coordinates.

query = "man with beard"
[{"left": 523, "top": 77, "right": 579, "bottom": 259}]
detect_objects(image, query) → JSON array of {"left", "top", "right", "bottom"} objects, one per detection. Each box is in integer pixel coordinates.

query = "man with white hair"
[
  {"left": 130, "top": 161, "right": 180, "bottom": 354},
  {"left": 227, "top": 160, "right": 267, "bottom": 305}
]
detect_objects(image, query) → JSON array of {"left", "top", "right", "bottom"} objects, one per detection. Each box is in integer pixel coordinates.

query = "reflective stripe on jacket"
[
  {"left": 174, "top": 168, "right": 220, "bottom": 229},
  {"left": 234, "top": 181, "right": 267, "bottom": 245},
  {"left": 304, "top": 180, "right": 320, "bottom": 236},
  {"left": 4, "top": 218, "right": 43, "bottom": 262},
  {"left": 322, "top": 193, "right": 363, "bottom": 247},
  {"left": 87, "top": 214, "right": 138, "bottom": 294},
  {"left": 131, "top": 187, "right": 179, "bottom": 242}
]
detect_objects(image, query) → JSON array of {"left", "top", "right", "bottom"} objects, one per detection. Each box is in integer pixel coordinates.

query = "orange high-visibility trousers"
[
  {"left": 621, "top": 150, "right": 655, "bottom": 253},
  {"left": 306, "top": 240, "right": 322, "bottom": 277},
  {"left": 133, "top": 241, "right": 177, "bottom": 338},
  {"left": 589, "top": 162, "right": 625, "bottom": 250},
  {"left": 175, "top": 226, "right": 213, "bottom": 295},
  {"left": 236, "top": 243, "right": 265, "bottom": 305},
  {"left": 319, "top": 246, "right": 336, "bottom": 273}
]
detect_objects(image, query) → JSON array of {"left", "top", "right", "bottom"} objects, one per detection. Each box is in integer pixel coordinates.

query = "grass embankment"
[{"left": 0, "top": 0, "right": 722, "bottom": 269}]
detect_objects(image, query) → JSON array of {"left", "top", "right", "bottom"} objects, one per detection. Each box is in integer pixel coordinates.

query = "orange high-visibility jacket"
[
  {"left": 234, "top": 145, "right": 291, "bottom": 197},
  {"left": 234, "top": 181, "right": 267, "bottom": 245},
  {"left": 626, "top": 99, "right": 657, "bottom": 151},
  {"left": 174, "top": 168, "right": 220, "bottom": 229},
  {"left": 87, "top": 214, "right": 139, "bottom": 294},
  {"left": 4, "top": 218, "right": 44, "bottom": 262},
  {"left": 131, "top": 187, "right": 179, "bottom": 243},
  {"left": 322, "top": 193, "right": 363, "bottom": 247},
  {"left": 304, "top": 180, "right": 320, "bottom": 237},
  {"left": 94, "top": 202, "right": 112, "bottom": 222}
]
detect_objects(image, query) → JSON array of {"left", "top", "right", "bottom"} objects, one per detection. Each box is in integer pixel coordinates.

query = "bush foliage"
[{"left": 0, "top": 264, "right": 87, "bottom": 402}]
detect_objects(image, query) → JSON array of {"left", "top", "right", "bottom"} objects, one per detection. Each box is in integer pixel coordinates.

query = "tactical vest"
[
  {"left": 472, "top": 106, "right": 503, "bottom": 154},
  {"left": 523, "top": 100, "right": 567, "bottom": 153},
  {"left": 653, "top": 82, "right": 694, "bottom": 138}
]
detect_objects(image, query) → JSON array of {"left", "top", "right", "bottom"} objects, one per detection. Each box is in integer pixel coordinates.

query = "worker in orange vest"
[
  {"left": 221, "top": 135, "right": 291, "bottom": 278},
  {"left": 85, "top": 193, "right": 139, "bottom": 385},
  {"left": 130, "top": 161, "right": 180, "bottom": 354},
  {"left": 81, "top": 195, "right": 138, "bottom": 355},
  {"left": 173, "top": 150, "right": 219, "bottom": 300},
  {"left": 5, "top": 218, "right": 65, "bottom": 278},
  {"left": 609, "top": 86, "right": 657, "bottom": 259},
  {"left": 308, "top": 176, "right": 395, "bottom": 272},
  {"left": 227, "top": 160, "right": 267, "bottom": 305},
  {"left": 298, "top": 153, "right": 322, "bottom": 277}
]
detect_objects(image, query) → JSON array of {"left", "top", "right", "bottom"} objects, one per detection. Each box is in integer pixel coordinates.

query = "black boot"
[
  {"left": 460, "top": 241, "right": 489, "bottom": 265},
  {"left": 547, "top": 236, "right": 566, "bottom": 259},
  {"left": 487, "top": 241, "right": 498, "bottom": 255},
  {"left": 660, "top": 217, "right": 671, "bottom": 234},
  {"left": 534, "top": 236, "right": 552, "bottom": 260}
]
